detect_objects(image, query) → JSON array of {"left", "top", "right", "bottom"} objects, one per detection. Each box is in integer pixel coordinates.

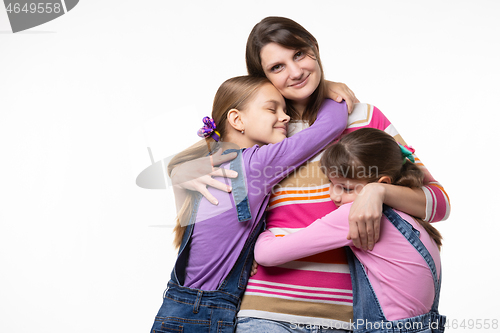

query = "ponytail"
[
  {"left": 168, "top": 138, "right": 217, "bottom": 249},
  {"left": 416, "top": 217, "right": 443, "bottom": 250},
  {"left": 393, "top": 160, "right": 424, "bottom": 188},
  {"left": 394, "top": 160, "right": 443, "bottom": 250}
]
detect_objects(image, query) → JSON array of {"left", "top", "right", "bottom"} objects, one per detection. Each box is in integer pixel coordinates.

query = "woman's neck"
[{"left": 293, "top": 99, "right": 309, "bottom": 119}]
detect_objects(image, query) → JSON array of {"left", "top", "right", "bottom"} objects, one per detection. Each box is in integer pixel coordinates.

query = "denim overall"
[
  {"left": 346, "top": 206, "right": 446, "bottom": 333},
  {"left": 151, "top": 149, "right": 265, "bottom": 333}
]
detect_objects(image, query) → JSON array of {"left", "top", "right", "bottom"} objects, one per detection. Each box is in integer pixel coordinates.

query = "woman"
[{"left": 172, "top": 17, "right": 450, "bottom": 333}]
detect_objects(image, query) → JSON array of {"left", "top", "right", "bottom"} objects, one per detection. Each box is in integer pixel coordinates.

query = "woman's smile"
[{"left": 288, "top": 73, "right": 310, "bottom": 88}]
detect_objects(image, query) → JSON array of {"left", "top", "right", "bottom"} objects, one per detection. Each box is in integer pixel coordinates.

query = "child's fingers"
[
  {"left": 366, "top": 220, "right": 375, "bottom": 251},
  {"left": 348, "top": 220, "right": 361, "bottom": 249},
  {"left": 202, "top": 175, "right": 233, "bottom": 193},
  {"left": 211, "top": 147, "right": 238, "bottom": 166},
  {"left": 210, "top": 167, "right": 238, "bottom": 179},
  {"left": 363, "top": 215, "right": 381, "bottom": 251},
  {"left": 356, "top": 222, "right": 368, "bottom": 251},
  {"left": 195, "top": 183, "right": 219, "bottom": 205},
  {"left": 373, "top": 219, "right": 381, "bottom": 248}
]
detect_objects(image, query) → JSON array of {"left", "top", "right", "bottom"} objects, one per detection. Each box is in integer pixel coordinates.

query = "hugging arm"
[
  {"left": 254, "top": 204, "right": 352, "bottom": 266},
  {"left": 245, "top": 99, "right": 348, "bottom": 193},
  {"left": 348, "top": 107, "right": 450, "bottom": 250},
  {"left": 325, "top": 81, "right": 360, "bottom": 114},
  {"left": 171, "top": 80, "right": 359, "bottom": 203},
  {"left": 347, "top": 183, "right": 426, "bottom": 250},
  {"left": 348, "top": 148, "right": 450, "bottom": 251},
  {"left": 169, "top": 144, "right": 239, "bottom": 206},
  {"left": 172, "top": 99, "right": 348, "bottom": 204}
]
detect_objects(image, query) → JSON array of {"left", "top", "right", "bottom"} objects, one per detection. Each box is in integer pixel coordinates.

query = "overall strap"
[
  {"left": 170, "top": 192, "right": 202, "bottom": 286},
  {"left": 346, "top": 247, "right": 387, "bottom": 325},
  {"left": 217, "top": 213, "right": 266, "bottom": 298},
  {"left": 382, "top": 205, "right": 441, "bottom": 312},
  {"left": 226, "top": 149, "right": 252, "bottom": 222}
]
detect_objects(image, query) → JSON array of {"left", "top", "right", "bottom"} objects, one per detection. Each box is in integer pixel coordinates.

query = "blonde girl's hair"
[
  {"left": 320, "top": 128, "right": 443, "bottom": 249},
  {"left": 168, "top": 76, "right": 270, "bottom": 249},
  {"left": 246, "top": 16, "right": 328, "bottom": 126}
]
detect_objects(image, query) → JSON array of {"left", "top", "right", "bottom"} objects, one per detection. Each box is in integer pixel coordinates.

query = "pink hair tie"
[{"left": 197, "top": 116, "right": 220, "bottom": 141}]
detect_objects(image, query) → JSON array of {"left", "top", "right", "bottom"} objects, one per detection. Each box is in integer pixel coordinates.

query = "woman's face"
[{"left": 260, "top": 42, "right": 321, "bottom": 105}]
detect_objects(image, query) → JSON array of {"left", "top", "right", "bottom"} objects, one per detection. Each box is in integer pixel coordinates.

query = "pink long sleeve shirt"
[
  {"left": 239, "top": 104, "right": 449, "bottom": 327},
  {"left": 254, "top": 202, "right": 441, "bottom": 321}
]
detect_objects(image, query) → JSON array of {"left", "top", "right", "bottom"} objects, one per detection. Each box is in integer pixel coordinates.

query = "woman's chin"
[{"left": 284, "top": 87, "right": 315, "bottom": 104}]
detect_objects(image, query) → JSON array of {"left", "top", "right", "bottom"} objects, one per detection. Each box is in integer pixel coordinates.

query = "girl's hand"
[
  {"left": 170, "top": 148, "right": 238, "bottom": 205},
  {"left": 347, "top": 183, "right": 385, "bottom": 250},
  {"left": 250, "top": 260, "right": 258, "bottom": 277},
  {"left": 325, "top": 81, "right": 360, "bottom": 114}
]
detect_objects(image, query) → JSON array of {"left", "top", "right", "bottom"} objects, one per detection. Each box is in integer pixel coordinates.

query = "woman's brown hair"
[
  {"left": 246, "top": 16, "right": 327, "bottom": 125},
  {"left": 320, "top": 128, "right": 443, "bottom": 249},
  {"left": 168, "top": 76, "right": 270, "bottom": 248}
]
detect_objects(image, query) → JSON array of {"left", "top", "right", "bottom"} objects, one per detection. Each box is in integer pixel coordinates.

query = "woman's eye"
[
  {"left": 294, "top": 51, "right": 305, "bottom": 60},
  {"left": 270, "top": 64, "right": 283, "bottom": 72}
]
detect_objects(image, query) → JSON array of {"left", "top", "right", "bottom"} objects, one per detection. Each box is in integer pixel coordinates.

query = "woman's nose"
[{"left": 288, "top": 63, "right": 303, "bottom": 80}]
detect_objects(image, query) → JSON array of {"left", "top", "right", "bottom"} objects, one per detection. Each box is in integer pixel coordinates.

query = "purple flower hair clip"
[{"left": 197, "top": 116, "right": 220, "bottom": 141}]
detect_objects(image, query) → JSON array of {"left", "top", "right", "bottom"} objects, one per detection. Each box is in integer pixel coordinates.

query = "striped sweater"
[{"left": 237, "top": 103, "right": 450, "bottom": 328}]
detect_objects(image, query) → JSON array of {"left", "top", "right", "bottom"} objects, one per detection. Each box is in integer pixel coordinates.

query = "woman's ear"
[
  {"left": 377, "top": 176, "right": 392, "bottom": 184},
  {"left": 227, "top": 108, "right": 244, "bottom": 132}
]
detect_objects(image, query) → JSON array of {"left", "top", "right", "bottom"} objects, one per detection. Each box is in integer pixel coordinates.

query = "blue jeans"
[
  {"left": 236, "top": 317, "right": 350, "bottom": 333},
  {"left": 151, "top": 282, "right": 239, "bottom": 333}
]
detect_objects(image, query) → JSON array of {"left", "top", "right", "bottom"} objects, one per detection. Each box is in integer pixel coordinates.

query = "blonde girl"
[{"left": 150, "top": 75, "right": 347, "bottom": 333}]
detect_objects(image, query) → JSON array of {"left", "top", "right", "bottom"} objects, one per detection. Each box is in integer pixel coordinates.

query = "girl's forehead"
[
  {"left": 243, "top": 84, "right": 286, "bottom": 113},
  {"left": 330, "top": 177, "right": 366, "bottom": 186},
  {"left": 254, "top": 83, "right": 284, "bottom": 100}
]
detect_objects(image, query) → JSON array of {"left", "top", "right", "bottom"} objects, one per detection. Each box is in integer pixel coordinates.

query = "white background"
[{"left": 1, "top": 1, "right": 499, "bottom": 332}]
